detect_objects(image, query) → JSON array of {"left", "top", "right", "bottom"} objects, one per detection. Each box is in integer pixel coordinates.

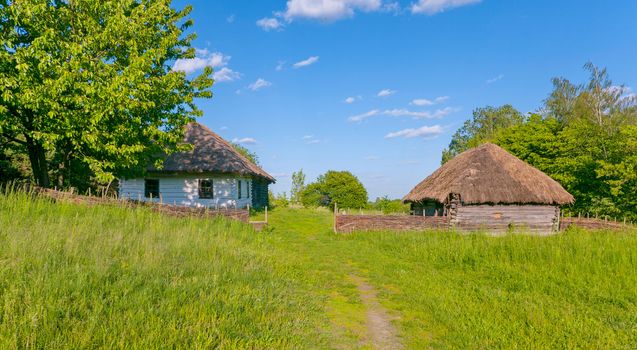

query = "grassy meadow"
[{"left": 1, "top": 192, "right": 637, "bottom": 349}]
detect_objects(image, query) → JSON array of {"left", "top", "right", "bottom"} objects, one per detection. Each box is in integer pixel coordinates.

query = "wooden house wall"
[
  {"left": 119, "top": 175, "right": 254, "bottom": 209},
  {"left": 454, "top": 204, "right": 559, "bottom": 235}
]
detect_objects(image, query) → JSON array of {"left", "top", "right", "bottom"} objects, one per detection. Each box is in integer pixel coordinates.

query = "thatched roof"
[
  {"left": 403, "top": 143, "right": 574, "bottom": 205},
  {"left": 150, "top": 122, "right": 275, "bottom": 182}
]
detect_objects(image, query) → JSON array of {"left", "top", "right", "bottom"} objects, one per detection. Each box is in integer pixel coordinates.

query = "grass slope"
[{"left": 1, "top": 193, "right": 637, "bottom": 348}]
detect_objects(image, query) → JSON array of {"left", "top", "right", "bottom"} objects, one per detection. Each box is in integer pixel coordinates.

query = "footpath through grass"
[{"left": 1, "top": 193, "right": 637, "bottom": 348}]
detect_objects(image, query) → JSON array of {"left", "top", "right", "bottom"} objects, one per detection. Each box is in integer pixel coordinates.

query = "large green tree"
[
  {"left": 0, "top": 0, "right": 213, "bottom": 188},
  {"left": 300, "top": 171, "right": 368, "bottom": 210}
]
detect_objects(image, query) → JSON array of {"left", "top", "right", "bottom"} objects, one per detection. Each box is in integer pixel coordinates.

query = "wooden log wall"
[
  {"left": 335, "top": 214, "right": 448, "bottom": 233},
  {"left": 455, "top": 204, "right": 559, "bottom": 235},
  {"left": 35, "top": 188, "right": 250, "bottom": 222}
]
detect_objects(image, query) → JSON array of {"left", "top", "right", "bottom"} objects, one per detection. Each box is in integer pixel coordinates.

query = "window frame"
[
  {"left": 144, "top": 179, "right": 160, "bottom": 199},
  {"left": 238, "top": 179, "right": 242, "bottom": 199},
  {"left": 198, "top": 179, "right": 214, "bottom": 199}
]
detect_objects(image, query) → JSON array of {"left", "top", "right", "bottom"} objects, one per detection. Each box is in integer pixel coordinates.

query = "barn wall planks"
[
  {"left": 335, "top": 214, "right": 448, "bottom": 233},
  {"left": 455, "top": 204, "right": 559, "bottom": 235}
]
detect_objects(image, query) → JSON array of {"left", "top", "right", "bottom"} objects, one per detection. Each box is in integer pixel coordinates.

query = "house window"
[
  {"left": 144, "top": 179, "right": 159, "bottom": 198},
  {"left": 198, "top": 179, "right": 214, "bottom": 199},
  {"left": 238, "top": 180, "right": 242, "bottom": 199}
]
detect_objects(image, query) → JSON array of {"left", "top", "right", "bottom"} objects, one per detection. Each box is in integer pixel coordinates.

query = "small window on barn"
[
  {"left": 144, "top": 179, "right": 159, "bottom": 198},
  {"left": 238, "top": 180, "right": 242, "bottom": 199},
  {"left": 198, "top": 179, "right": 214, "bottom": 199}
]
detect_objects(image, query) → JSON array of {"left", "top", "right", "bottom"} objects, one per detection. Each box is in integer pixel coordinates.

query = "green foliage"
[
  {"left": 232, "top": 143, "right": 260, "bottom": 166},
  {"left": 300, "top": 170, "right": 368, "bottom": 210},
  {"left": 443, "top": 63, "right": 637, "bottom": 220},
  {"left": 290, "top": 169, "right": 306, "bottom": 204},
  {"left": 370, "top": 196, "right": 410, "bottom": 214},
  {"left": 441, "top": 105, "right": 524, "bottom": 164},
  {"left": 269, "top": 191, "right": 290, "bottom": 209},
  {"left": 0, "top": 0, "right": 213, "bottom": 188}
]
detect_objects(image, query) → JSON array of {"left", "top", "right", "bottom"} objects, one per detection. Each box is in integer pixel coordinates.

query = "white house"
[{"left": 119, "top": 122, "right": 274, "bottom": 209}]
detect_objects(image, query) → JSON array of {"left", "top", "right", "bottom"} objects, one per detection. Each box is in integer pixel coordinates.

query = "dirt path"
[{"left": 349, "top": 275, "right": 403, "bottom": 350}]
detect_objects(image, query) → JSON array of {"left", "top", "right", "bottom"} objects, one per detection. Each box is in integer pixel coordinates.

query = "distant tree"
[
  {"left": 232, "top": 143, "right": 260, "bottom": 166},
  {"left": 290, "top": 169, "right": 306, "bottom": 204},
  {"left": 0, "top": 0, "right": 213, "bottom": 188},
  {"left": 300, "top": 171, "right": 368, "bottom": 210},
  {"left": 371, "top": 196, "right": 410, "bottom": 214},
  {"left": 441, "top": 105, "right": 524, "bottom": 163}
]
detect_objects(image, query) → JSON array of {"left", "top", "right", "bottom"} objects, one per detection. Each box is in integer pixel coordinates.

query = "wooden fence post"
[
  {"left": 333, "top": 202, "right": 338, "bottom": 234},
  {"left": 265, "top": 206, "right": 268, "bottom": 224}
]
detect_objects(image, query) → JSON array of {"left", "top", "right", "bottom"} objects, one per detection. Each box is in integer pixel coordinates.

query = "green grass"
[{"left": 1, "top": 192, "right": 637, "bottom": 349}]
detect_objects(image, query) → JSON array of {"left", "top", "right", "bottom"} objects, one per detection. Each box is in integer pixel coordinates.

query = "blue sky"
[{"left": 172, "top": 0, "right": 637, "bottom": 200}]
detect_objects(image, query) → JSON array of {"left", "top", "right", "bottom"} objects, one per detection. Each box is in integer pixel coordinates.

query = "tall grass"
[
  {"left": 0, "top": 191, "right": 328, "bottom": 349},
  {"left": 266, "top": 208, "right": 637, "bottom": 349},
  {"left": 2, "top": 192, "right": 636, "bottom": 349}
]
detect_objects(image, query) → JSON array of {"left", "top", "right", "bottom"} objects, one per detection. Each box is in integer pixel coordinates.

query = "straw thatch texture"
[
  {"left": 150, "top": 122, "right": 275, "bottom": 182},
  {"left": 403, "top": 143, "right": 574, "bottom": 205}
]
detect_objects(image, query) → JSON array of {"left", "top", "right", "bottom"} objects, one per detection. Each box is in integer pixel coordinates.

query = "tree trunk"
[{"left": 24, "top": 134, "right": 50, "bottom": 187}]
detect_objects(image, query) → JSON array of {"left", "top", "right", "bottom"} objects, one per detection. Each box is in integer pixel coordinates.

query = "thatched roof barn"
[
  {"left": 120, "top": 122, "right": 274, "bottom": 209},
  {"left": 404, "top": 143, "right": 573, "bottom": 234}
]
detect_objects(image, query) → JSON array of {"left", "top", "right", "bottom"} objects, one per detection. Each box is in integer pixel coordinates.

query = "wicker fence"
[
  {"left": 334, "top": 213, "right": 448, "bottom": 233},
  {"left": 335, "top": 213, "right": 633, "bottom": 234},
  {"left": 34, "top": 187, "right": 250, "bottom": 223},
  {"left": 559, "top": 217, "right": 633, "bottom": 231}
]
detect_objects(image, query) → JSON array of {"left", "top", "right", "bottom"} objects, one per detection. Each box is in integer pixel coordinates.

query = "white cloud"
[
  {"left": 232, "top": 137, "right": 257, "bottom": 145},
  {"left": 348, "top": 109, "right": 380, "bottom": 122},
  {"left": 345, "top": 97, "right": 356, "bottom": 104},
  {"left": 377, "top": 89, "right": 396, "bottom": 97},
  {"left": 257, "top": 17, "right": 284, "bottom": 31},
  {"left": 173, "top": 50, "right": 231, "bottom": 74},
  {"left": 301, "top": 135, "right": 325, "bottom": 144},
  {"left": 385, "top": 125, "right": 444, "bottom": 139},
  {"left": 348, "top": 107, "right": 458, "bottom": 122},
  {"left": 486, "top": 74, "right": 504, "bottom": 84},
  {"left": 411, "top": 98, "right": 434, "bottom": 106},
  {"left": 293, "top": 56, "right": 320, "bottom": 68},
  {"left": 248, "top": 78, "right": 272, "bottom": 91},
  {"left": 411, "top": 0, "right": 481, "bottom": 15},
  {"left": 276, "top": 61, "right": 286, "bottom": 71},
  {"left": 213, "top": 67, "right": 242, "bottom": 82},
  {"left": 411, "top": 96, "right": 450, "bottom": 106},
  {"left": 283, "top": 0, "right": 383, "bottom": 21}
]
